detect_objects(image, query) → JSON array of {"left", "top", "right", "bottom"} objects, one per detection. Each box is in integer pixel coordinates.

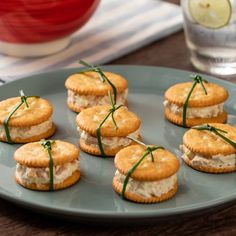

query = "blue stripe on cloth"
[{"left": 0, "top": 78, "right": 5, "bottom": 84}]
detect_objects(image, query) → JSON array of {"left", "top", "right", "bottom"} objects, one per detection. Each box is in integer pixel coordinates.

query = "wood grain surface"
[{"left": 0, "top": 0, "right": 236, "bottom": 235}]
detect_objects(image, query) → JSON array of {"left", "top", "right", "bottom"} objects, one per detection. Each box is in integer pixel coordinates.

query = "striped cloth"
[{"left": 0, "top": 0, "right": 182, "bottom": 84}]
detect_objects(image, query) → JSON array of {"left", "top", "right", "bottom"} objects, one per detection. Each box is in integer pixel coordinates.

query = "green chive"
[
  {"left": 41, "top": 140, "right": 55, "bottom": 191},
  {"left": 96, "top": 105, "right": 123, "bottom": 157},
  {"left": 3, "top": 102, "right": 23, "bottom": 144},
  {"left": 96, "top": 109, "right": 113, "bottom": 157},
  {"left": 79, "top": 60, "right": 94, "bottom": 69},
  {"left": 193, "top": 124, "right": 236, "bottom": 149},
  {"left": 20, "top": 90, "right": 29, "bottom": 108},
  {"left": 47, "top": 148, "right": 54, "bottom": 191},
  {"left": 94, "top": 90, "right": 124, "bottom": 157},
  {"left": 183, "top": 75, "right": 208, "bottom": 127},
  {"left": 96, "top": 128, "right": 106, "bottom": 157}
]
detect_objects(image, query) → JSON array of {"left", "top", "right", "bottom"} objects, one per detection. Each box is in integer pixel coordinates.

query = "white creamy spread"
[
  {"left": 163, "top": 100, "right": 224, "bottom": 118},
  {"left": 180, "top": 145, "right": 236, "bottom": 168},
  {"left": 0, "top": 118, "right": 53, "bottom": 139},
  {"left": 78, "top": 128, "right": 140, "bottom": 149},
  {"left": 115, "top": 170, "right": 177, "bottom": 198},
  {"left": 67, "top": 89, "right": 128, "bottom": 109},
  {"left": 15, "top": 160, "right": 79, "bottom": 185}
]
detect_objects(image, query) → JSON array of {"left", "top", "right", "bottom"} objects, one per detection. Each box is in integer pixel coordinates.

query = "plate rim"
[{"left": 0, "top": 65, "right": 236, "bottom": 220}]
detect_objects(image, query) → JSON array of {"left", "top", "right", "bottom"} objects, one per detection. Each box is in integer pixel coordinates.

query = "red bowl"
[{"left": 0, "top": 0, "right": 100, "bottom": 43}]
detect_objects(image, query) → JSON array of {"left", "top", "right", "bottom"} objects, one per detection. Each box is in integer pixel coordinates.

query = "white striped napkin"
[{"left": 0, "top": 0, "right": 182, "bottom": 85}]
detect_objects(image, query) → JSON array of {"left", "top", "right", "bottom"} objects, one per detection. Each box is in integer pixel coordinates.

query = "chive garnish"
[
  {"left": 41, "top": 139, "right": 55, "bottom": 191},
  {"left": 193, "top": 124, "right": 236, "bottom": 149},
  {"left": 121, "top": 142, "right": 164, "bottom": 199},
  {"left": 3, "top": 90, "right": 39, "bottom": 144},
  {"left": 96, "top": 91, "right": 123, "bottom": 157},
  {"left": 79, "top": 60, "right": 117, "bottom": 103},
  {"left": 182, "top": 75, "right": 208, "bottom": 127}
]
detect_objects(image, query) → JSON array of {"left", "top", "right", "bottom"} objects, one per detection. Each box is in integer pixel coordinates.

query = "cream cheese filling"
[
  {"left": 78, "top": 128, "right": 140, "bottom": 149},
  {"left": 0, "top": 118, "right": 53, "bottom": 139},
  {"left": 15, "top": 160, "right": 79, "bottom": 185},
  {"left": 67, "top": 89, "right": 128, "bottom": 108},
  {"left": 163, "top": 100, "right": 224, "bottom": 118},
  {"left": 180, "top": 144, "right": 236, "bottom": 168},
  {"left": 115, "top": 170, "right": 177, "bottom": 198}
]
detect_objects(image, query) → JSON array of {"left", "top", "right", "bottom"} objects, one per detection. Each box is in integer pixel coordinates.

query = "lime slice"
[{"left": 189, "top": 0, "right": 232, "bottom": 29}]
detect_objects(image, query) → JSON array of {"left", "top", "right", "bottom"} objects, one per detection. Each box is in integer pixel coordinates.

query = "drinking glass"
[{"left": 181, "top": 0, "right": 236, "bottom": 76}]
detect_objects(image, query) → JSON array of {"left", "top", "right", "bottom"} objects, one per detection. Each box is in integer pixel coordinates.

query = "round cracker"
[
  {"left": 114, "top": 145, "right": 179, "bottom": 181},
  {"left": 14, "top": 140, "right": 79, "bottom": 167},
  {"left": 65, "top": 71, "right": 128, "bottom": 95},
  {"left": 76, "top": 105, "right": 141, "bottom": 137},
  {"left": 183, "top": 123, "right": 236, "bottom": 156},
  {"left": 164, "top": 107, "right": 227, "bottom": 127},
  {"left": 164, "top": 82, "right": 228, "bottom": 107},
  {"left": 16, "top": 170, "right": 80, "bottom": 191},
  {"left": 0, "top": 123, "right": 56, "bottom": 143},
  {"left": 113, "top": 177, "right": 178, "bottom": 203},
  {"left": 0, "top": 97, "right": 53, "bottom": 127}
]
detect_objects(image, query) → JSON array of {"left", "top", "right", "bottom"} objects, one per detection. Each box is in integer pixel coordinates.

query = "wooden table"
[{"left": 1, "top": 0, "right": 236, "bottom": 235}]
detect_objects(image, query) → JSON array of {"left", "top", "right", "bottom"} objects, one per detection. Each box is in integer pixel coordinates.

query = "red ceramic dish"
[{"left": 0, "top": 0, "right": 100, "bottom": 43}]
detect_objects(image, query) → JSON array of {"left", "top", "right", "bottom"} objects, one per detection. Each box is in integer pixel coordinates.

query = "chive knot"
[
  {"left": 182, "top": 75, "right": 208, "bottom": 127},
  {"left": 191, "top": 75, "right": 208, "bottom": 95},
  {"left": 41, "top": 139, "right": 55, "bottom": 150}
]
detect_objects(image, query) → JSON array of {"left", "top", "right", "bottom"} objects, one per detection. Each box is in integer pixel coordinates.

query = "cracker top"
[
  {"left": 14, "top": 140, "right": 79, "bottom": 168},
  {"left": 65, "top": 71, "right": 128, "bottom": 95},
  {"left": 183, "top": 123, "right": 236, "bottom": 156},
  {"left": 114, "top": 145, "right": 179, "bottom": 181},
  {"left": 76, "top": 105, "right": 141, "bottom": 137},
  {"left": 0, "top": 97, "right": 53, "bottom": 127},
  {"left": 165, "top": 82, "right": 228, "bottom": 107}
]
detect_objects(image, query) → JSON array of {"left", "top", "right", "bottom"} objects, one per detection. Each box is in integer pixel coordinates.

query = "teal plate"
[{"left": 0, "top": 66, "right": 236, "bottom": 223}]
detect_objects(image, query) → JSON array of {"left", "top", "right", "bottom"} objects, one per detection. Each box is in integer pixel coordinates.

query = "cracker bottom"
[
  {"left": 0, "top": 123, "right": 56, "bottom": 144},
  {"left": 79, "top": 135, "right": 142, "bottom": 157},
  {"left": 112, "top": 176, "right": 178, "bottom": 203},
  {"left": 15, "top": 170, "right": 80, "bottom": 191},
  {"left": 164, "top": 108, "right": 227, "bottom": 127},
  {"left": 183, "top": 157, "right": 236, "bottom": 174},
  {"left": 67, "top": 101, "right": 83, "bottom": 113},
  {"left": 67, "top": 100, "right": 128, "bottom": 113}
]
